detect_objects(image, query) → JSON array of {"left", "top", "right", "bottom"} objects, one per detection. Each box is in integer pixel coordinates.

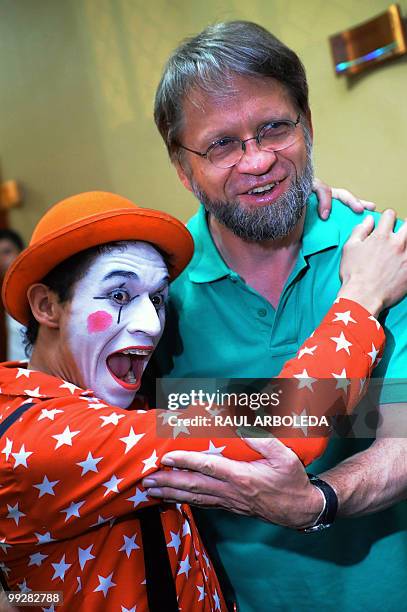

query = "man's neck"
[{"left": 208, "top": 211, "right": 305, "bottom": 308}]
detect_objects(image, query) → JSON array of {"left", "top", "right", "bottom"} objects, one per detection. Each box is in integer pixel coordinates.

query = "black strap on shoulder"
[
  {"left": 0, "top": 402, "right": 36, "bottom": 439},
  {"left": 0, "top": 401, "right": 36, "bottom": 592},
  {"left": 0, "top": 570, "right": 8, "bottom": 591},
  {"left": 138, "top": 505, "right": 179, "bottom": 612}
]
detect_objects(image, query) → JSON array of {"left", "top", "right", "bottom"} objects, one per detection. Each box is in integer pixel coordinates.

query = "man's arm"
[{"left": 322, "top": 406, "right": 407, "bottom": 517}]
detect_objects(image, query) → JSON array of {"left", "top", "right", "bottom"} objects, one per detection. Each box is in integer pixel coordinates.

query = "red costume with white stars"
[{"left": 0, "top": 299, "right": 384, "bottom": 611}]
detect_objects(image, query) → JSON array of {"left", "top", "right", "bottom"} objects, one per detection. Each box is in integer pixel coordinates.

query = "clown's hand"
[{"left": 313, "top": 177, "right": 375, "bottom": 220}]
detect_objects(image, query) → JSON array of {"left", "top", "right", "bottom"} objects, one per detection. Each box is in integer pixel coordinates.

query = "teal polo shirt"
[{"left": 154, "top": 196, "right": 407, "bottom": 611}]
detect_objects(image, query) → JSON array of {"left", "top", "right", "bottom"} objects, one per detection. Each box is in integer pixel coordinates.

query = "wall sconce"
[{"left": 330, "top": 3, "right": 407, "bottom": 76}]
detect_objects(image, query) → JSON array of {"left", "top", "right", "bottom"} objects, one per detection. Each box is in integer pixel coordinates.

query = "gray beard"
[{"left": 191, "top": 143, "right": 314, "bottom": 242}]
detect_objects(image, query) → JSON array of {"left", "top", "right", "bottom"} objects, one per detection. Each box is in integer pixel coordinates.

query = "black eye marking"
[{"left": 93, "top": 284, "right": 138, "bottom": 325}]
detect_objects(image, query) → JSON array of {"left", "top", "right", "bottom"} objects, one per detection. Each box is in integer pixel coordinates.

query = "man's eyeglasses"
[{"left": 178, "top": 114, "right": 301, "bottom": 169}]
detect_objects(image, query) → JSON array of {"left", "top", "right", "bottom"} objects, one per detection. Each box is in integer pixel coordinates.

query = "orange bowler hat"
[{"left": 2, "top": 191, "right": 194, "bottom": 325}]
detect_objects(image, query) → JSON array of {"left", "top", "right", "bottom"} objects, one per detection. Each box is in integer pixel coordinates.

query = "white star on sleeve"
[
  {"left": 18, "top": 579, "right": 32, "bottom": 593},
  {"left": 119, "top": 534, "right": 140, "bottom": 558},
  {"left": 202, "top": 441, "right": 226, "bottom": 455},
  {"left": 206, "top": 405, "right": 226, "bottom": 417},
  {"left": 142, "top": 450, "right": 159, "bottom": 473},
  {"left": 28, "top": 552, "right": 48, "bottom": 567},
  {"left": 121, "top": 606, "right": 137, "bottom": 612},
  {"left": 102, "top": 474, "right": 124, "bottom": 496},
  {"left": 15, "top": 368, "right": 31, "bottom": 378},
  {"left": 293, "top": 369, "right": 317, "bottom": 390},
  {"left": 35, "top": 531, "right": 54, "bottom": 545},
  {"left": 167, "top": 530, "right": 181, "bottom": 554},
  {"left": 291, "top": 408, "right": 308, "bottom": 436},
  {"left": 1, "top": 437, "right": 13, "bottom": 461},
  {"left": 167, "top": 417, "right": 191, "bottom": 439},
  {"left": 331, "top": 369, "right": 350, "bottom": 391},
  {"left": 197, "top": 584, "right": 206, "bottom": 601},
  {"left": 59, "top": 381, "right": 81, "bottom": 394},
  {"left": 330, "top": 331, "right": 352, "bottom": 354},
  {"left": 158, "top": 410, "right": 182, "bottom": 425},
  {"left": 11, "top": 444, "right": 33, "bottom": 469},
  {"left": 88, "top": 402, "right": 108, "bottom": 410},
  {"left": 119, "top": 427, "right": 145, "bottom": 453},
  {"left": 51, "top": 554, "right": 71, "bottom": 581},
  {"left": 78, "top": 545, "right": 95, "bottom": 570},
  {"left": 99, "top": 412, "right": 126, "bottom": 427},
  {"left": 7, "top": 502, "right": 26, "bottom": 525},
  {"left": 60, "top": 501, "right": 86, "bottom": 521},
  {"left": 177, "top": 554, "right": 191, "bottom": 578},
  {"left": 76, "top": 451, "right": 102, "bottom": 475},
  {"left": 213, "top": 588, "right": 221, "bottom": 610},
  {"left": 368, "top": 315, "right": 381, "bottom": 330},
  {"left": 332, "top": 310, "right": 357, "bottom": 325},
  {"left": 0, "top": 538, "right": 12, "bottom": 553},
  {"left": 182, "top": 519, "right": 192, "bottom": 538},
  {"left": 126, "top": 487, "right": 149, "bottom": 508},
  {"left": 33, "top": 475, "right": 59, "bottom": 498},
  {"left": 93, "top": 572, "right": 116, "bottom": 597},
  {"left": 368, "top": 343, "right": 379, "bottom": 365},
  {"left": 202, "top": 551, "right": 210, "bottom": 568},
  {"left": 38, "top": 408, "right": 63, "bottom": 421},
  {"left": 52, "top": 426, "right": 80, "bottom": 449},
  {"left": 23, "top": 386, "right": 44, "bottom": 398},
  {"left": 90, "top": 514, "right": 114, "bottom": 528},
  {"left": 298, "top": 345, "right": 317, "bottom": 359}
]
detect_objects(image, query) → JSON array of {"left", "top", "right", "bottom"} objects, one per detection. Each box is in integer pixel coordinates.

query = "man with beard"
[{"left": 143, "top": 21, "right": 407, "bottom": 612}]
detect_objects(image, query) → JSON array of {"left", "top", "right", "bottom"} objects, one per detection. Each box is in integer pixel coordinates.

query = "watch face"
[{"left": 301, "top": 522, "right": 332, "bottom": 534}]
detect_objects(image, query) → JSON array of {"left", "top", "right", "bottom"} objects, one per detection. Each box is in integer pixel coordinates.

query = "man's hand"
[
  {"left": 142, "top": 437, "right": 324, "bottom": 529},
  {"left": 338, "top": 209, "right": 407, "bottom": 315},
  {"left": 313, "top": 178, "right": 375, "bottom": 220}
]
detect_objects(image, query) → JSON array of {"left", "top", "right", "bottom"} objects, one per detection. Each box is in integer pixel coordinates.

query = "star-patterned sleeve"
[{"left": 275, "top": 297, "right": 385, "bottom": 464}]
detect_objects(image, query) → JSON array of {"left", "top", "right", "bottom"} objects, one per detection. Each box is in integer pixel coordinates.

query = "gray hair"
[{"left": 154, "top": 20, "right": 310, "bottom": 160}]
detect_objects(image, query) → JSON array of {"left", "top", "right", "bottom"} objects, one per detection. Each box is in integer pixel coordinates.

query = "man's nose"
[
  {"left": 236, "top": 139, "right": 277, "bottom": 175},
  {"left": 126, "top": 295, "right": 163, "bottom": 337}
]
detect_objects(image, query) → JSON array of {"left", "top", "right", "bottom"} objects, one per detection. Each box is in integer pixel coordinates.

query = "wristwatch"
[{"left": 300, "top": 474, "right": 338, "bottom": 533}]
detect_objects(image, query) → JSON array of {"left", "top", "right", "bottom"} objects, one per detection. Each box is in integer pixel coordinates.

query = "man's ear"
[
  {"left": 27, "top": 284, "right": 62, "bottom": 329},
  {"left": 305, "top": 109, "right": 313, "bottom": 139},
  {"left": 173, "top": 159, "right": 194, "bottom": 194}
]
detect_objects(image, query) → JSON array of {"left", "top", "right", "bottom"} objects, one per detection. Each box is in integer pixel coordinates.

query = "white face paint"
[{"left": 65, "top": 242, "right": 169, "bottom": 408}]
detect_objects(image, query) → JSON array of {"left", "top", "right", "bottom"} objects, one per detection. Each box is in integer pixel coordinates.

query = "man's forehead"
[
  {"left": 186, "top": 75, "right": 291, "bottom": 107},
  {"left": 181, "top": 76, "right": 296, "bottom": 137}
]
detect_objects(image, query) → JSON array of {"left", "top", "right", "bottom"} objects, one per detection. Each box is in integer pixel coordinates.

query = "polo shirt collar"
[
  {"left": 301, "top": 193, "right": 340, "bottom": 257},
  {"left": 187, "top": 205, "right": 231, "bottom": 283},
  {"left": 187, "top": 195, "right": 340, "bottom": 284}
]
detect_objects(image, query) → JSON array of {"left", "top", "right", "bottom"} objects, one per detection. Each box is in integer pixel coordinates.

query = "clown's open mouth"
[{"left": 107, "top": 347, "right": 152, "bottom": 388}]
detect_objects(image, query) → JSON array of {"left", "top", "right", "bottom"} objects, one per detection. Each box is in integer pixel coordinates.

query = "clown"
[{"left": 0, "top": 191, "right": 406, "bottom": 611}]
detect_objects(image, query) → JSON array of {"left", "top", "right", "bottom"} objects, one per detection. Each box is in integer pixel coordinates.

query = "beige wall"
[{"left": 1, "top": 0, "right": 406, "bottom": 243}]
